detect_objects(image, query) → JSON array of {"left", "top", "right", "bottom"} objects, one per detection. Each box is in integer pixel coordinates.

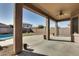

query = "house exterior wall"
[
  {"left": 0, "top": 28, "right": 13, "bottom": 34},
  {"left": 22, "top": 23, "right": 32, "bottom": 29},
  {"left": 0, "top": 23, "right": 32, "bottom": 34}
]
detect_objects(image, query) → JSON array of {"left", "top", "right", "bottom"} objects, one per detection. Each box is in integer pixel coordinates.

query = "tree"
[
  {"left": 9, "top": 25, "right": 13, "bottom": 28},
  {"left": 38, "top": 25, "right": 44, "bottom": 29}
]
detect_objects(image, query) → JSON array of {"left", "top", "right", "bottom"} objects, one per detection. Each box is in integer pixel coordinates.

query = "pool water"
[{"left": 0, "top": 34, "right": 13, "bottom": 41}]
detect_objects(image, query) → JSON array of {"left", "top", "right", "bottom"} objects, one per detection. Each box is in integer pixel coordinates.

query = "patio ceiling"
[{"left": 24, "top": 3, "right": 79, "bottom": 21}]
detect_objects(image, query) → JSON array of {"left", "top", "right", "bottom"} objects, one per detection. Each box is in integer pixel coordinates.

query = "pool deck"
[
  {"left": 0, "top": 38, "right": 13, "bottom": 46},
  {"left": 1, "top": 35, "right": 79, "bottom": 56}
]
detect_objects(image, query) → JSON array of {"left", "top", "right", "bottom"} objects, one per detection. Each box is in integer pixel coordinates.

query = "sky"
[
  {"left": 0, "top": 3, "right": 14, "bottom": 25},
  {"left": 0, "top": 3, "right": 70, "bottom": 28}
]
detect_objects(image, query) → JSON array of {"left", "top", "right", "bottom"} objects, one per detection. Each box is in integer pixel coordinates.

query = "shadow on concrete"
[
  {"left": 49, "top": 39, "right": 71, "bottom": 42},
  {"left": 25, "top": 48, "right": 34, "bottom": 51},
  {"left": 18, "top": 50, "right": 47, "bottom": 56}
]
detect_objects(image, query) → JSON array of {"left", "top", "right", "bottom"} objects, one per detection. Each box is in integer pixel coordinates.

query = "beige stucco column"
[
  {"left": 14, "top": 3, "right": 23, "bottom": 54},
  {"left": 46, "top": 17, "right": 50, "bottom": 40},
  {"left": 55, "top": 21, "right": 59, "bottom": 36}
]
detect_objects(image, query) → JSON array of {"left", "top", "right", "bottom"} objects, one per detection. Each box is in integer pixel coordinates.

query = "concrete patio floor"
[{"left": 18, "top": 35, "right": 79, "bottom": 56}]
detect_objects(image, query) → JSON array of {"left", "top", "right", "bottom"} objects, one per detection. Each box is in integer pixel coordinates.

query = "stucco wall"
[
  {"left": 0, "top": 27, "right": 70, "bottom": 36},
  {"left": 0, "top": 28, "right": 13, "bottom": 34},
  {"left": 59, "top": 28, "right": 70, "bottom": 36},
  {"left": 32, "top": 27, "right": 70, "bottom": 36}
]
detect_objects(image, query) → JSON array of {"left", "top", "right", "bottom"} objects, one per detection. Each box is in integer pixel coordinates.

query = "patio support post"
[
  {"left": 14, "top": 3, "right": 23, "bottom": 54},
  {"left": 70, "top": 18, "right": 74, "bottom": 42},
  {"left": 55, "top": 21, "right": 59, "bottom": 36},
  {"left": 78, "top": 16, "right": 79, "bottom": 33},
  {"left": 46, "top": 17, "right": 50, "bottom": 40}
]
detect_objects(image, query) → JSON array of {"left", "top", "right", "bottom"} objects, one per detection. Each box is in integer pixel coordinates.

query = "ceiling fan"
[
  {"left": 55, "top": 10, "right": 64, "bottom": 19},
  {"left": 59, "top": 10, "right": 64, "bottom": 15}
]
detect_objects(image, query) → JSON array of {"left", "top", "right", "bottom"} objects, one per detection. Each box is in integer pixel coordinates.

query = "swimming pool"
[{"left": 0, "top": 34, "right": 13, "bottom": 41}]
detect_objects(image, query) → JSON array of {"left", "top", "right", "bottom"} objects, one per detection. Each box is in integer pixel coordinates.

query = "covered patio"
[
  {"left": 14, "top": 3, "right": 79, "bottom": 54},
  {"left": 17, "top": 35, "right": 79, "bottom": 56}
]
